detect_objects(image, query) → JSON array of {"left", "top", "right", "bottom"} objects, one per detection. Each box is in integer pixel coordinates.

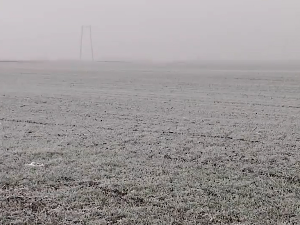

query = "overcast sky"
[{"left": 1, "top": 0, "right": 300, "bottom": 61}]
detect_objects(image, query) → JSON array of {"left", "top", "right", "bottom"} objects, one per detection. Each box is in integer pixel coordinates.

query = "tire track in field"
[
  {"left": 0, "top": 118, "right": 114, "bottom": 131},
  {"left": 0, "top": 117, "right": 262, "bottom": 144}
]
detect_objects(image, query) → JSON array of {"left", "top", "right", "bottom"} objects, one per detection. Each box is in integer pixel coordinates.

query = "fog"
[{"left": 1, "top": 0, "right": 300, "bottom": 61}]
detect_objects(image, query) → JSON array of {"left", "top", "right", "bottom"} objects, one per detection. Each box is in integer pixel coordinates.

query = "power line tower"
[{"left": 80, "top": 25, "right": 94, "bottom": 61}]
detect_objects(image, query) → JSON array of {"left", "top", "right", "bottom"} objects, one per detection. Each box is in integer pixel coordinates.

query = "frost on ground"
[{"left": 0, "top": 61, "right": 300, "bottom": 224}]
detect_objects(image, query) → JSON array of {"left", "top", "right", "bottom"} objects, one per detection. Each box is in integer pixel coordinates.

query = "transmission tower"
[{"left": 80, "top": 25, "right": 94, "bottom": 61}]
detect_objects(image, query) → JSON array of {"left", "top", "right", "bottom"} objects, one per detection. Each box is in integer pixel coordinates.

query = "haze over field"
[
  {"left": 1, "top": 1, "right": 300, "bottom": 223},
  {"left": 1, "top": 0, "right": 300, "bottom": 61}
]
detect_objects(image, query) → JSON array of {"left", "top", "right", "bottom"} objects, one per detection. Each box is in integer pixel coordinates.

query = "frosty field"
[{"left": 0, "top": 61, "right": 300, "bottom": 224}]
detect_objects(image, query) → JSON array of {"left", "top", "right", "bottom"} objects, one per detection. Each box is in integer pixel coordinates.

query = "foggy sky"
[{"left": 1, "top": 0, "right": 300, "bottom": 61}]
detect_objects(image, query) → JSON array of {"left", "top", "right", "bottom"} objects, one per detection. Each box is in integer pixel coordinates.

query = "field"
[{"left": 0, "top": 61, "right": 300, "bottom": 224}]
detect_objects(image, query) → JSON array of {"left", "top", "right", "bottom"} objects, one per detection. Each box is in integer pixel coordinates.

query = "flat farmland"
[{"left": 0, "top": 61, "right": 300, "bottom": 224}]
